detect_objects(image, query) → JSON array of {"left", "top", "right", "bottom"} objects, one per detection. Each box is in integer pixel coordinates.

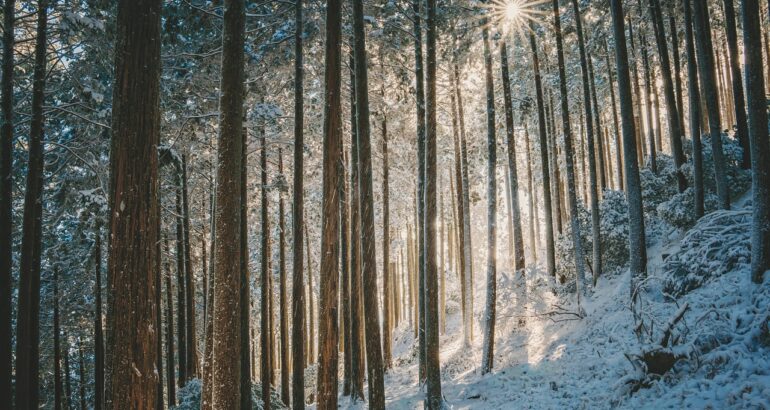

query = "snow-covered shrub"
[
  {"left": 555, "top": 190, "right": 630, "bottom": 283},
  {"left": 662, "top": 209, "right": 751, "bottom": 296},
  {"left": 656, "top": 188, "right": 720, "bottom": 229},
  {"left": 173, "top": 378, "right": 288, "bottom": 410},
  {"left": 639, "top": 154, "right": 679, "bottom": 214},
  {"left": 681, "top": 133, "right": 750, "bottom": 199}
]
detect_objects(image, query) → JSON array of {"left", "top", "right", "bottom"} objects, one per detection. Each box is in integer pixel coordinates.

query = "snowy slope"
[{"left": 369, "top": 199, "right": 770, "bottom": 409}]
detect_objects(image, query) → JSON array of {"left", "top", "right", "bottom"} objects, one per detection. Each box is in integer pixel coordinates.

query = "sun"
[
  {"left": 505, "top": 1, "right": 523, "bottom": 22},
  {"left": 489, "top": 0, "right": 550, "bottom": 38}
]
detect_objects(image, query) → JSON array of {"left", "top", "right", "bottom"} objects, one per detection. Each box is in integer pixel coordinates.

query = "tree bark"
[
  {"left": 211, "top": 0, "right": 245, "bottom": 406},
  {"left": 480, "top": 22, "right": 498, "bottom": 375},
  {"left": 259, "top": 133, "right": 271, "bottom": 409},
  {"left": 291, "top": 0, "right": 306, "bottom": 405},
  {"left": 15, "top": 3, "right": 49, "bottom": 408},
  {"left": 723, "top": 0, "right": 750, "bottom": 168},
  {"left": 278, "top": 150, "right": 290, "bottom": 405},
  {"left": 182, "top": 155, "right": 198, "bottom": 379},
  {"left": 240, "top": 129, "right": 252, "bottom": 410},
  {"left": 54, "top": 267, "right": 63, "bottom": 410},
  {"left": 0, "top": 0, "right": 15, "bottom": 399},
  {"left": 175, "top": 189, "right": 188, "bottom": 386},
  {"left": 605, "top": 42, "right": 624, "bottom": 191},
  {"left": 95, "top": 222, "right": 105, "bottom": 410},
  {"left": 316, "top": 0, "right": 342, "bottom": 404},
  {"left": 164, "top": 238, "right": 176, "bottom": 407},
  {"left": 743, "top": 0, "right": 770, "bottom": 283},
  {"left": 381, "top": 115, "right": 392, "bottom": 370},
  {"left": 105, "top": 1, "right": 161, "bottom": 408}
]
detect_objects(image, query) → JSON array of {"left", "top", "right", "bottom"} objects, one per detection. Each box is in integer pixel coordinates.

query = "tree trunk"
[
  {"left": 528, "top": 26, "right": 556, "bottom": 277},
  {"left": 278, "top": 150, "right": 290, "bottom": 405},
  {"left": 340, "top": 151, "right": 351, "bottom": 397},
  {"left": 164, "top": 238, "right": 176, "bottom": 407},
  {"left": 240, "top": 129, "right": 252, "bottom": 410},
  {"left": 572, "top": 0, "right": 602, "bottom": 286},
  {"left": 54, "top": 267, "right": 63, "bottom": 410},
  {"left": 94, "top": 222, "right": 105, "bottom": 409},
  {"left": 743, "top": 0, "right": 770, "bottom": 283},
  {"left": 175, "top": 188, "right": 188, "bottom": 386},
  {"left": 64, "top": 333, "right": 73, "bottom": 408},
  {"left": 424, "top": 0, "right": 442, "bottom": 404},
  {"left": 155, "top": 222, "right": 164, "bottom": 410},
  {"left": 627, "top": 20, "right": 646, "bottom": 166},
  {"left": 181, "top": 155, "right": 198, "bottom": 379},
  {"left": 683, "top": 0, "right": 705, "bottom": 218},
  {"left": 15, "top": 3, "right": 49, "bottom": 408},
  {"left": 648, "top": 0, "right": 687, "bottom": 191},
  {"left": 723, "top": 0, "right": 751, "bottom": 168},
  {"left": 78, "top": 338, "right": 87, "bottom": 410},
  {"left": 105, "top": 1, "right": 161, "bottom": 407},
  {"left": 500, "top": 42, "right": 526, "bottom": 272},
  {"left": 450, "top": 87, "right": 467, "bottom": 329},
  {"left": 552, "top": 0, "right": 587, "bottom": 299},
  {"left": 348, "top": 51, "right": 365, "bottom": 402},
  {"left": 291, "top": 0, "right": 306, "bottom": 405},
  {"left": 692, "top": 0, "right": 731, "bottom": 209},
  {"left": 480, "top": 22, "right": 498, "bottom": 375},
  {"left": 316, "top": 0, "right": 342, "bottom": 404},
  {"left": 259, "top": 134, "right": 272, "bottom": 409},
  {"left": 382, "top": 115, "right": 392, "bottom": 370},
  {"left": 305, "top": 222, "right": 315, "bottom": 365},
  {"left": 0, "top": 0, "right": 15, "bottom": 399},
  {"left": 669, "top": 7, "right": 686, "bottom": 148},
  {"left": 587, "top": 53, "right": 607, "bottom": 191},
  {"left": 609, "top": 0, "right": 648, "bottom": 293},
  {"left": 605, "top": 42, "right": 624, "bottom": 191},
  {"left": 211, "top": 0, "right": 245, "bottom": 406},
  {"left": 636, "top": 20, "right": 658, "bottom": 173}
]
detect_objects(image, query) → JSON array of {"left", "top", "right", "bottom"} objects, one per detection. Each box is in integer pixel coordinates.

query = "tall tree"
[
  {"left": 175, "top": 188, "right": 188, "bottom": 385},
  {"left": 692, "top": 0, "right": 730, "bottom": 209},
  {"left": 529, "top": 25, "right": 556, "bottom": 277},
  {"left": 743, "top": 0, "right": 770, "bottom": 283},
  {"left": 609, "top": 0, "right": 647, "bottom": 294},
  {"left": 648, "top": 0, "right": 687, "bottom": 191},
  {"left": 291, "top": 0, "right": 306, "bottom": 406},
  {"left": 552, "top": 0, "right": 587, "bottom": 298},
  {"left": 571, "top": 0, "right": 602, "bottom": 285},
  {"left": 163, "top": 238, "right": 176, "bottom": 407},
  {"left": 54, "top": 267, "right": 63, "bottom": 410},
  {"left": 240, "top": 129, "right": 252, "bottom": 410},
  {"left": 382, "top": 114, "right": 392, "bottom": 370},
  {"left": 352, "top": 0, "right": 386, "bottom": 405},
  {"left": 723, "top": 0, "right": 750, "bottom": 168},
  {"left": 480, "top": 21, "right": 498, "bottom": 375},
  {"left": 105, "top": 0, "right": 161, "bottom": 407},
  {"left": 0, "top": 0, "right": 15, "bottom": 399},
  {"left": 94, "top": 223, "right": 105, "bottom": 409},
  {"left": 211, "top": 0, "right": 245, "bottom": 407},
  {"left": 181, "top": 154, "right": 198, "bottom": 378},
  {"left": 683, "top": 0, "right": 705, "bottom": 218},
  {"left": 15, "top": 2, "right": 49, "bottom": 407},
  {"left": 259, "top": 134, "right": 271, "bottom": 409},
  {"left": 500, "top": 42, "right": 525, "bottom": 271},
  {"left": 278, "top": 150, "right": 290, "bottom": 404},
  {"left": 424, "top": 0, "right": 442, "bottom": 405},
  {"left": 316, "top": 0, "right": 343, "bottom": 404}
]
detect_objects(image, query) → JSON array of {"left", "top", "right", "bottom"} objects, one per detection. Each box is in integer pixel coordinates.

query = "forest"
[{"left": 1, "top": 0, "right": 770, "bottom": 408}]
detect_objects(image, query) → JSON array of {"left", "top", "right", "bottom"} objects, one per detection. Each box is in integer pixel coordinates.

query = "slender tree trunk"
[
  {"left": 164, "top": 238, "right": 176, "bottom": 407},
  {"left": 524, "top": 125, "right": 537, "bottom": 262},
  {"left": 480, "top": 22, "right": 498, "bottom": 375},
  {"left": 627, "top": 21, "right": 646, "bottom": 166},
  {"left": 78, "top": 338, "right": 87, "bottom": 410},
  {"left": 340, "top": 152, "right": 351, "bottom": 397},
  {"left": 743, "top": 0, "right": 770, "bottom": 283},
  {"left": 305, "top": 222, "right": 315, "bottom": 364},
  {"left": 155, "top": 221, "right": 164, "bottom": 410},
  {"left": 54, "top": 267, "right": 63, "bottom": 410},
  {"left": 240, "top": 130, "right": 252, "bottom": 410},
  {"left": 454, "top": 62, "right": 474, "bottom": 347},
  {"left": 211, "top": 0, "right": 245, "bottom": 406},
  {"left": 723, "top": 0, "right": 751, "bottom": 168},
  {"left": 105, "top": 1, "right": 161, "bottom": 407},
  {"left": 316, "top": 0, "right": 343, "bottom": 404},
  {"left": 609, "top": 0, "right": 648, "bottom": 294},
  {"left": 528, "top": 26, "right": 556, "bottom": 277},
  {"left": 352, "top": 1, "right": 386, "bottom": 405},
  {"left": 259, "top": 134, "right": 272, "bottom": 409},
  {"left": 0, "top": 0, "right": 15, "bottom": 399},
  {"left": 684, "top": 0, "right": 705, "bottom": 218},
  {"left": 291, "top": 0, "right": 306, "bottom": 405},
  {"left": 572, "top": 0, "right": 602, "bottom": 285},
  {"left": 605, "top": 42, "right": 624, "bottom": 190},
  {"left": 64, "top": 334, "right": 73, "bottom": 409},
  {"left": 277, "top": 150, "right": 290, "bottom": 405},
  {"left": 648, "top": 0, "right": 687, "bottom": 191},
  {"left": 692, "top": 0, "right": 731, "bottom": 209},
  {"left": 587, "top": 54, "right": 607, "bottom": 191},
  {"left": 175, "top": 188, "right": 188, "bottom": 387},
  {"left": 348, "top": 52, "right": 365, "bottom": 401},
  {"left": 500, "top": 42, "right": 525, "bottom": 271},
  {"left": 94, "top": 222, "right": 105, "bottom": 409},
  {"left": 669, "top": 7, "right": 686, "bottom": 145},
  {"left": 15, "top": 3, "right": 49, "bottom": 408},
  {"left": 424, "top": 0, "right": 442, "bottom": 404},
  {"left": 552, "top": 0, "right": 587, "bottom": 299},
  {"left": 381, "top": 115, "right": 392, "bottom": 370},
  {"left": 181, "top": 155, "right": 198, "bottom": 378},
  {"left": 636, "top": 21, "right": 658, "bottom": 173}
]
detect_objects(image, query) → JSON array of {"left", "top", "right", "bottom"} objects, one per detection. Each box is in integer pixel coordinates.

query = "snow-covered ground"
[{"left": 346, "top": 196, "right": 770, "bottom": 409}]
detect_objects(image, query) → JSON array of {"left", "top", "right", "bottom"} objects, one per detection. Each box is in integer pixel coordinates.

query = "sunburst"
[{"left": 488, "top": 0, "right": 551, "bottom": 41}]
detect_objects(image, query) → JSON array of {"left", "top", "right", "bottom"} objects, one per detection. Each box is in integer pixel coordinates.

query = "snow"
[{"left": 341, "top": 196, "right": 769, "bottom": 409}]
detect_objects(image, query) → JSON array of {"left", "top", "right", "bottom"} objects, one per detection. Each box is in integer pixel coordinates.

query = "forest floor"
[{"left": 342, "top": 192, "right": 770, "bottom": 409}]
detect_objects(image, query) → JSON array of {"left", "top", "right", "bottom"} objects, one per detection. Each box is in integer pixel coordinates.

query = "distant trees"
[{"left": 105, "top": 0, "right": 161, "bottom": 408}]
